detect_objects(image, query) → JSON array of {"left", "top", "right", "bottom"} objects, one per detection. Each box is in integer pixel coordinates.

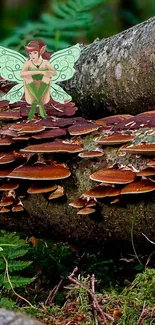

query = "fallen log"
[{"left": 64, "top": 16, "right": 155, "bottom": 118}]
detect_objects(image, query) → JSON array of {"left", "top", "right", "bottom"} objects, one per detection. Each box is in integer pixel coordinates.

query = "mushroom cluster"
[
  {"left": 0, "top": 96, "right": 102, "bottom": 213},
  {"left": 1, "top": 95, "right": 155, "bottom": 215},
  {"left": 70, "top": 111, "right": 155, "bottom": 214}
]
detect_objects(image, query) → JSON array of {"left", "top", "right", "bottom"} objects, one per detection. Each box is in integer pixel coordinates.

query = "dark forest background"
[{"left": 1, "top": 0, "right": 155, "bottom": 52}]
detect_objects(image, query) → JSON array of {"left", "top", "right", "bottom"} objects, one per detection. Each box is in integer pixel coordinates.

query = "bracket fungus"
[
  {"left": 90, "top": 168, "right": 136, "bottom": 184},
  {"left": 1, "top": 94, "right": 155, "bottom": 218}
]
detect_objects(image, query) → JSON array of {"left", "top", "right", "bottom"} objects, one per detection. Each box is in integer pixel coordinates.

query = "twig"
[
  {"left": 91, "top": 274, "right": 99, "bottom": 325},
  {"left": 45, "top": 277, "right": 64, "bottom": 305},
  {"left": 142, "top": 233, "right": 155, "bottom": 246},
  {"left": 68, "top": 267, "right": 113, "bottom": 324}
]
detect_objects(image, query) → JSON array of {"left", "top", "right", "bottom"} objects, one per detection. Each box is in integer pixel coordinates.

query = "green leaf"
[
  {"left": 0, "top": 298, "right": 17, "bottom": 309},
  {"left": 8, "top": 260, "right": 32, "bottom": 272},
  {"left": 3, "top": 276, "right": 34, "bottom": 289}
]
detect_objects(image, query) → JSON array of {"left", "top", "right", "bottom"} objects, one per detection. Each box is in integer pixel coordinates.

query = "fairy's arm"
[
  {"left": 44, "top": 61, "right": 57, "bottom": 77},
  {"left": 20, "top": 61, "right": 41, "bottom": 78}
]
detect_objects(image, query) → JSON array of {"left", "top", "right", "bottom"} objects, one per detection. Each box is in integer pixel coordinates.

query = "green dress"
[{"left": 26, "top": 68, "right": 49, "bottom": 120}]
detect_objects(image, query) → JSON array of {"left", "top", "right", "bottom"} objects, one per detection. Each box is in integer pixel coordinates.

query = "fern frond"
[
  {"left": 8, "top": 260, "right": 32, "bottom": 272},
  {"left": 2, "top": 275, "right": 34, "bottom": 289},
  {"left": 7, "top": 248, "right": 29, "bottom": 260}
]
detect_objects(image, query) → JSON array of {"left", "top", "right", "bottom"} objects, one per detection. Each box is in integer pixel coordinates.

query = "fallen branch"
[
  {"left": 45, "top": 277, "right": 64, "bottom": 305},
  {"left": 91, "top": 274, "right": 99, "bottom": 325},
  {"left": 68, "top": 267, "right": 113, "bottom": 324}
]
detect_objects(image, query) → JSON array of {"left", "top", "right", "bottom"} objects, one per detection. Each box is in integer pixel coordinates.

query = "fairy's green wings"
[
  {"left": 0, "top": 46, "right": 26, "bottom": 103},
  {"left": 50, "top": 44, "right": 81, "bottom": 103}
]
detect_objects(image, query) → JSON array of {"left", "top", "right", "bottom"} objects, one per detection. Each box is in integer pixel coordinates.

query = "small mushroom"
[
  {"left": 95, "top": 115, "right": 132, "bottom": 127},
  {"left": 121, "top": 144, "right": 155, "bottom": 156},
  {"left": 48, "top": 186, "right": 64, "bottom": 199},
  {"left": 27, "top": 184, "right": 58, "bottom": 194},
  {"left": 121, "top": 179, "right": 155, "bottom": 194},
  {"left": 96, "top": 134, "right": 134, "bottom": 145},
  {"left": 12, "top": 203, "right": 24, "bottom": 212},
  {"left": 32, "top": 128, "right": 67, "bottom": 139},
  {"left": 77, "top": 207, "right": 96, "bottom": 215},
  {"left": 0, "top": 153, "right": 16, "bottom": 165},
  {"left": 110, "top": 197, "right": 120, "bottom": 204},
  {"left": 0, "top": 138, "right": 13, "bottom": 146},
  {"left": 0, "top": 183, "right": 19, "bottom": 191},
  {"left": 0, "top": 169, "right": 13, "bottom": 178},
  {"left": 85, "top": 199, "right": 97, "bottom": 207},
  {"left": 68, "top": 122, "right": 99, "bottom": 135},
  {"left": 147, "top": 160, "right": 155, "bottom": 166},
  {"left": 0, "top": 111, "right": 21, "bottom": 120},
  {"left": 69, "top": 198, "right": 86, "bottom": 208},
  {"left": 137, "top": 168, "right": 155, "bottom": 177},
  {"left": 83, "top": 185, "right": 112, "bottom": 198},
  {"left": 78, "top": 150, "right": 104, "bottom": 158},
  {"left": 0, "top": 196, "right": 14, "bottom": 207},
  {"left": 90, "top": 168, "right": 136, "bottom": 184},
  {"left": 0, "top": 207, "right": 10, "bottom": 213}
]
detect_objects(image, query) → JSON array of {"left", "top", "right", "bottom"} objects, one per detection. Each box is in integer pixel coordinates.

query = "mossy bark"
[{"left": 64, "top": 16, "right": 155, "bottom": 118}]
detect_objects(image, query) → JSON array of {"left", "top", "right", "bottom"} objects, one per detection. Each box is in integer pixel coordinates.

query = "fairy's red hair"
[{"left": 25, "top": 40, "right": 51, "bottom": 60}]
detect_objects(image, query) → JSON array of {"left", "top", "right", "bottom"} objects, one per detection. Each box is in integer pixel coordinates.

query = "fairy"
[{"left": 0, "top": 40, "right": 81, "bottom": 120}]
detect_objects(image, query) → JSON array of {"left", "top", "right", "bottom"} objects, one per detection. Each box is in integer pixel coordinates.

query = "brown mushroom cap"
[
  {"left": 0, "top": 207, "right": 10, "bottom": 213},
  {"left": 69, "top": 198, "right": 86, "bottom": 208},
  {"left": 106, "top": 187, "right": 121, "bottom": 197},
  {"left": 95, "top": 115, "right": 132, "bottom": 126},
  {"left": 110, "top": 197, "right": 120, "bottom": 204},
  {"left": 0, "top": 129, "right": 18, "bottom": 137},
  {"left": 96, "top": 134, "right": 134, "bottom": 145},
  {"left": 32, "top": 128, "right": 67, "bottom": 139},
  {"left": 85, "top": 199, "right": 97, "bottom": 207},
  {"left": 21, "top": 141, "right": 83, "bottom": 153},
  {"left": 0, "top": 153, "right": 16, "bottom": 165},
  {"left": 77, "top": 207, "right": 96, "bottom": 215},
  {"left": 83, "top": 185, "right": 112, "bottom": 198},
  {"left": 121, "top": 144, "right": 155, "bottom": 155},
  {"left": 48, "top": 186, "right": 64, "bottom": 199},
  {"left": 0, "top": 169, "right": 13, "bottom": 178},
  {"left": 113, "top": 111, "right": 155, "bottom": 131},
  {"left": 8, "top": 164, "right": 71, "bottom": 180},
  {"left": 0, "top": 100, "right": 9, "bottom": 108},
  {"left": 27, "top": 184, "right": 58, "bottom": 194},
  {"left": 0, "top": 111, "right": 21, "bottom": 121},
  {"left": 137, "top": 168, "right": 155, "bottom": 176},
  {"left": 0, "top": 138, "right": 13, "bottom": 146},
  {"left": 12, "top": 204, "right": 24, "bottom": 212},
  {"left": 0, "top": 197, "right": 14, "bottom": 207},
  {"left": 147, "top": 160, "right": 155, "bottom": 166},
  {"left": 0, "top": 183, "right": 19, "bottom": 191},
  {"left": 121, "top": 179, "right": 155, "bottom": 194},
  {"left": 90, "top": 168, "right": 136, "bottom": 184},
  {"left": 78, "top": 150, "right": 104, "bottom": 158},
  {"left": 68, "top": 122, "right": 99, "bottom": 135},
  {"left": 13, "top": 136, "right": 30, "bottom": 141}
]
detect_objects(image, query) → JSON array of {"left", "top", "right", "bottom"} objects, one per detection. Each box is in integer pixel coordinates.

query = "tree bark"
[{"left": 64, "top": 16, "right": 155, "bottom": 118}]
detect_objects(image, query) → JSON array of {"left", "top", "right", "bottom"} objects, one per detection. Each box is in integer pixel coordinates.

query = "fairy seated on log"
[
  {"left": 0, "top": 40, "right": 81, "bottom": 120},
  {"left": 20, "top": 40, "right": 56, "bottom": 119}
]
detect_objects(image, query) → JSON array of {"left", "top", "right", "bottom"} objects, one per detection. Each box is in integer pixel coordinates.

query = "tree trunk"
[{"left": 64, "top": 16, "right": 155, "bottom": 118}]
